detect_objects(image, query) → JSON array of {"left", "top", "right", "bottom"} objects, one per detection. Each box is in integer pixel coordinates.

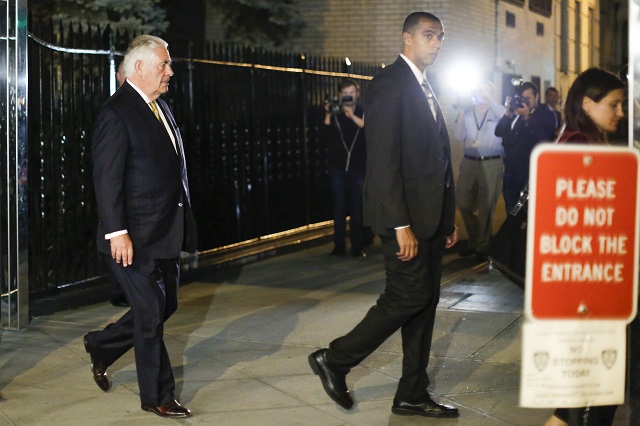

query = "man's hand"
[
  {"left": 323, "top": 102, "right": 332, "bottom": 125},
  {"left": 110, "top": 233, "right": 134, "bottom": 267},
  {"left": 515, "top": 102, "right": 531, "bottom": 117},
  {"left": 445, "top": 227, "right": 458, "bottom": 249},
  {"left": 343, "top": 105, "right": 364, "bottom": 128},
  {"left": 503, "top": 96, "right": 512, "bottom": 116},
  {"left": 395, "top": 227, "right": 418, "bottom": 261},
  {"left": 343, "top": 105, "right": 354, "bottom": 119}
]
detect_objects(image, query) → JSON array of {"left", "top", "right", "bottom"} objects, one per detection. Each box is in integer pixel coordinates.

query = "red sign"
[{"left": 526, "top": 145, "right": 640, "bottom": 321}]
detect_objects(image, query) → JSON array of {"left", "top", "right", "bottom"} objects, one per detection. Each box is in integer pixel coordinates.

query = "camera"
[
  {"left": 325, "top": 95, "right": 353, "bottom": 114},
  {"left": 509, "top": 79, "right": 530, "bottom": 110},
  {"left": 510, "top": 94, "right": 529, "bottom": 110},
  {"left": 454, "top": 95, "right": 474, "bottom": 110}
]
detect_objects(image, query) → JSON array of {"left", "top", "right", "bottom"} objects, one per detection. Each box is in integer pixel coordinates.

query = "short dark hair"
[
  {"left": 339, "top": 78, "right": 359, "bottom": 91},
  {"left": 522, "top": 81, "right": 539, "bottom": 97},
  {"left": 564, "top": 67, "right": 625, "bottom": 138},
  {"left": 402, "top": 11, "right": 441, "bottom": 34},
  {"left": 545, "top": 86, "right": 558, "bottom": 96}
]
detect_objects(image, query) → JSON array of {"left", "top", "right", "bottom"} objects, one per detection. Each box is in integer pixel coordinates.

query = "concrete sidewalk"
[{"left": 0, "top": 241, "right": 632, "bottom": 425}]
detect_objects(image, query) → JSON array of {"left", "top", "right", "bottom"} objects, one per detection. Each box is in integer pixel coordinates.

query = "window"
[
  {"left": 503, "top": 0, "right": 525, "bottom": 6},
  {"left": 530, "top": 0, "right": 552, "bottom": 17},
  {"left": 536, "top": 22, "right": 544, "bottom": 36},
  {"left": 506, "top": 11, "right": 516, "bottom": 28}
]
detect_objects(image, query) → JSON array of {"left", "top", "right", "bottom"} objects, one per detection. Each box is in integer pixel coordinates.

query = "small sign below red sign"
[{"left": 526, "top": 145, "right": 640, "bottom": 322}]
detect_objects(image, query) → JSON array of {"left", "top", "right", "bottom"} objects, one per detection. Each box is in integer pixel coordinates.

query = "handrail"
[{"left": 28, "top": 32, "right": 375, "bottom": 80}]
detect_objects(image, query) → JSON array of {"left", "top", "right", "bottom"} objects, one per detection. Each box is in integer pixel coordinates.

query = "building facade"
[
  {"left": 554, "top": 0, "right": 602, "bottom": 104},
  {"left": 205, "top": 1, "right": 621, "bottom": 117}
]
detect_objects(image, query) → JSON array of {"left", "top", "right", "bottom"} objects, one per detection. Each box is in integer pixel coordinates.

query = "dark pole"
[{"left": 299, "top": 52, "right": 310, "bottom": 225}]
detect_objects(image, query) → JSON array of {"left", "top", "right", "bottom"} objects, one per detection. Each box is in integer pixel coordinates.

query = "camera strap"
[{"left": 334, "top": 115, "right": 361, "bottom": 172}]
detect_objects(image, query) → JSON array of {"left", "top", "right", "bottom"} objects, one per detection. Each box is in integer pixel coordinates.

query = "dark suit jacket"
[
  {"left": 363, "top": 56, "right": 455, "bottom": 239},
  {"left": 495, "top": 105, "right": 557, "bottom": 178},
  {"left": 92, "top": 81, "right": 197, "bottom": 260}
]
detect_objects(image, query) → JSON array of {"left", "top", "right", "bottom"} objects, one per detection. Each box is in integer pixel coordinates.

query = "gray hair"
[{"left": 122, "top": 35, "right": 168, "bottom": 78}]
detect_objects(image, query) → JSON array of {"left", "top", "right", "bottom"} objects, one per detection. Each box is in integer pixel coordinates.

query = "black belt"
[{"left": 464, "top": 154, "right": 502, "bottom": 161}]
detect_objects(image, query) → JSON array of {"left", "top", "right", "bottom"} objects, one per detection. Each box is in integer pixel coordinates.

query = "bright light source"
[
  {"left": 447, "top": 60, "right": 482, "bottom": 95},
  {"left": 345, "top": 57, "right": 352, "bottom": 67}
]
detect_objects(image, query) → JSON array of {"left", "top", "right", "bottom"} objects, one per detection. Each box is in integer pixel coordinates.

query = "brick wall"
[
  {"left": 296, "top": 1, "right": 448, "bottom": 65},
  {"left": 204, "top": 2, "right": 609, "bottom": 154},
  {"left": 204, "top": 1, "right": 565, "bottom": 161},
  {"left": 204, "top": 1, "right": 603, "bottom": 103}
]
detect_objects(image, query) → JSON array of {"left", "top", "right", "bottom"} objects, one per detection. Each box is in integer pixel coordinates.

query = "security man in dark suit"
[
  {"left": 85, "top": 35, "right": 197, "bottom": 418},
  {"left": 309, "top": 11, "right": 459, "bottom": 418}
]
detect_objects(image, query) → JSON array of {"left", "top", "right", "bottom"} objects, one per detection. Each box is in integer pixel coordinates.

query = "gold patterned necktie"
[{"left": 149, "top": 101, "right": 161, "bottom": 122}]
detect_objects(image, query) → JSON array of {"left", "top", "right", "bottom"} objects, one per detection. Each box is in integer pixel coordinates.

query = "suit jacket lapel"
[
  {"left": 121, "top": 83, "right": 179, "bottom": 158},
  {"left": 151, "top": 99, "right": 187, "bottom": 168},
  {"left": 156, "top": 99, "right": 181, "bottom": 156},
  {"left": 396, "top": 58, "right": 449, "bottom": 146},
  {"left": 422, "top": 74, "right": 446, "bottom": 136},
  {"left": 435, "top": 100, "right": 447, "bottom": 138},
  {"left": 156, "top": 98, "right": 191, "bottom": 203},
  {"left": 123, "top": 83, "right": 167, "bottom": 136},
  {"left": 394, "top": 58, "right": 451, "bottom": 169}
]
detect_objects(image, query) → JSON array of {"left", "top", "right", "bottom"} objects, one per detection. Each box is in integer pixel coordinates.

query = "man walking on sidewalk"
[
  {"left": 85, "top": 34, "right": 197, "bottom": 418},
  {"left": 308, "top": 11, "right": 459, "bottom": 418}
]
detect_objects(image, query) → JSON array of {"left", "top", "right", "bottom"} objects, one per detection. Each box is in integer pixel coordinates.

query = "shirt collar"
[
  {"left": 400, "top": 54, "right": 426, "bottom": 85},
  {"left": 126, "top": 80, "right": 152, "bottom": 104}
]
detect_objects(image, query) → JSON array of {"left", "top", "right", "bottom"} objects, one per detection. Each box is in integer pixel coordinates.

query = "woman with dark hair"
[
  {"left": 544, "top": 67, "right": 625, "bottom": 426},
  {"left": 559, "top": 67, "right": 625, "bottom": 144}
]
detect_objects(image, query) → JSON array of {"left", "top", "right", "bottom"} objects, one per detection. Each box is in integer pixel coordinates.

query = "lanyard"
[
  {"left": 334, "top": 115, "right": 361, "bottom": 172},
  {"left": 474, "top": 108, "right": 489, "bottom": 131}
]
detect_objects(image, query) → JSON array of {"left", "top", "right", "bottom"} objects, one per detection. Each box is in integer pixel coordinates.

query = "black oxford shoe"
[
  {"left": 142, "top": 399, "right": 192, "bottom": 418},
  {"left": 329, "top": 247, "right": 346, "bottom": 256},
  {"left": 110, "top": 298, "right": 129, "bottom": 308},
  {"left": 84, "top": 334, "right": 111, "bottom": 392},
  {"left": 392, "top": 395, "right": 459, "bottom": 418},
  {"left": 308, "top": 349, "right": 354, "bottom": 409}
]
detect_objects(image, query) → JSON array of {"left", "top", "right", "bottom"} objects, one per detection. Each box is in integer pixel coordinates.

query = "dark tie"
[
  {"left": 421, "top": 79, "right": 438, "bottom": 121},
  {"left": 422, "top": 79, "right": 449, "bottom": 184},
  {"left": 149, "top": 101, "right": 161, "bottom": 122},
  {"left": 150, "top": 101, "right": 179, "bottom": 156}
]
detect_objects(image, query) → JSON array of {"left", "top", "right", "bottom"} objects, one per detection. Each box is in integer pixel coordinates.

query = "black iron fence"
[{"left": 27, "top": 20, "right": 379, "bottom": 297}]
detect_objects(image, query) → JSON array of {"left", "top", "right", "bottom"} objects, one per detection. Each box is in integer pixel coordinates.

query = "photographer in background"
[
  {"left": 320, "top": 79, "right": 366, "bottom": 257},
  {"left": 453, "top": 81, "right": 504, "bottom": 262},
  {"left": 495, "top": 81, "right": 557, "bottom": 211},
  {"left": 542, "top": 86, "right": 563, "bottom": 136}
]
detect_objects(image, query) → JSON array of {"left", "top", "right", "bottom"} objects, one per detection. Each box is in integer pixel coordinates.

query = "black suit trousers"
[
  {"left": 327, "top": 235, "right": 445, "bottom": 402},
  {"left": 85, "top": 255, "right": 179, "bottom": 406}
]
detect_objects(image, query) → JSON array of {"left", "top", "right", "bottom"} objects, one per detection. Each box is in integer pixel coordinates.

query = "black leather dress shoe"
[
  {"left": 110, "top": 298, "right": 129, "bottom": 308},
  {"left": 351, "top": 250, "right": 366, "bottom": 258},
  {"left": 84, "top": 334, "right": 111, "bottom": 392},
  {"left": 308, "top": 349, "right": 354, "bottom": 409},
  {"left": 142, "top": 399, "right": 192, "bottom": 418},
  {"left": 329, "top": 247, "right": 346, "bottom": 257},
  {"left": 392, "top": 395, "right": 459, "bottom": 418},
  {"left": 475, "top": 251, "right": 488, "bottom": 263}
]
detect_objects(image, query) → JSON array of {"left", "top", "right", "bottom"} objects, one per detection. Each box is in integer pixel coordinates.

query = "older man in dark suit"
[
  {"left": 85, "top": 35, "right": 197, "bottom": 418},
  {"left": 308, "top": 12, "right": 459, "bottom": 418}
]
